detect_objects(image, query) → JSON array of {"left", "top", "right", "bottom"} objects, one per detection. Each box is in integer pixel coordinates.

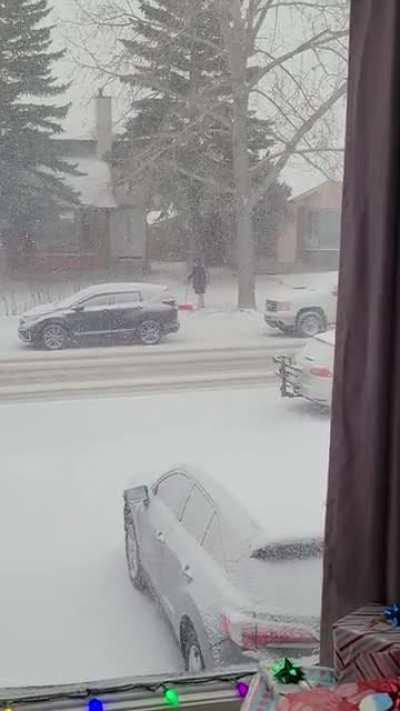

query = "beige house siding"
[{"left": 276, "top": 181, "right": 342, "bottom": 271}]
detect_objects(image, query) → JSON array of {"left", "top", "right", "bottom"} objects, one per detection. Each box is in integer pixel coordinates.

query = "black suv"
[{"left": 18, "top": 283, "right": 180, "bottom": 350}]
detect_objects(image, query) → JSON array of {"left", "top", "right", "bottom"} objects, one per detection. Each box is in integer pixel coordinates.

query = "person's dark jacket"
[{"left": 188, "top": 264, "right": 208, "bottom": 294}]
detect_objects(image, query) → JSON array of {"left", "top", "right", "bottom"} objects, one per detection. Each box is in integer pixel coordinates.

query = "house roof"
[
  {"left": 290, "top": 180, "right": 342, "bottom": 203},
  {"left": 64, "top": 157, "right": 117, "bottom": 209}
]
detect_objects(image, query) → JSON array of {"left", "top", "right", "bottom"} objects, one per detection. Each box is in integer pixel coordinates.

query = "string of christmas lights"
[{"left": 0, "top": 670, "right": 255, "bottom": 711}]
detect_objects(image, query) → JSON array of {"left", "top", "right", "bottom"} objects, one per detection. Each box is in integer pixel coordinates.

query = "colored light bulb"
[
  {"left": 88, "top": 699, "right": 104, "bottom": 711},
  {"left": 236, "top": 682, "right": 250, "bottom": 699},
  {"left": 164, "top": 688, "right": 180, "bottom": 707}
]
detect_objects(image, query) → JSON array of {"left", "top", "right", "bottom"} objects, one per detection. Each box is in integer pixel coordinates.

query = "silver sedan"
[{"left": 124, "top": 465, "right": 322, "bottom": 672}]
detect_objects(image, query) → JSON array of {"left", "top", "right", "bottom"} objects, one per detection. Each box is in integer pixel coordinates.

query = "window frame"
[
  {"left": 110, "top": 291, "right": 142, "bottom": 308},
  {"left": 304, "top": 208, "right": 341, "bottom": 253},
  {"left": 153, "top": 470, "right": 194, "bottom": 521},
  {"left": 180, "top": 482, "right": 216, "bottom": 543},
  {"left": 77, "top": 293, "right": 114, "bottom": 309}
]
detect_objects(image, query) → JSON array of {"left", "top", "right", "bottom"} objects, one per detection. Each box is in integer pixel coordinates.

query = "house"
[
  {"left": 276, "top": 180, "right": 342, "bottom": 272},
  {"left": 33, "top": 91, "right": 147, "bottom": 274}
]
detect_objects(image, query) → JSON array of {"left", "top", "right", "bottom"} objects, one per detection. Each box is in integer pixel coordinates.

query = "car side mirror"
[
  {"left": 73, "top": 304, "right": 85, "bottom": 312},
  {"left": 126, "top": 485, "right": 150, "bottom": 507}
]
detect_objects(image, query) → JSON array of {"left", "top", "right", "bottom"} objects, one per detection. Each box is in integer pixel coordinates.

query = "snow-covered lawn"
[{"left": 0, "top": 387, "right": 329, "bottom": 688}]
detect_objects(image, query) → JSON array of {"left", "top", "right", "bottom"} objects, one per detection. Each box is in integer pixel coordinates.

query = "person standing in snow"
[{"left": 188, "top": 257, "right": 208, "bottom": 308}]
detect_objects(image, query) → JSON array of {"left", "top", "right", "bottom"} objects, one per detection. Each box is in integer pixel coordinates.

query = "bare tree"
[
  {"left": 66, "top": 0, "right": 348, "bottom": 308},
  {"left": 217, "top": 0, "right": 348, "bottom": 307}
]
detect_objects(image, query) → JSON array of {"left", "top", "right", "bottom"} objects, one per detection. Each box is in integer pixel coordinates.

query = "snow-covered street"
[{"left": 0, "top": 387, "right": 329, "bottom": 687}]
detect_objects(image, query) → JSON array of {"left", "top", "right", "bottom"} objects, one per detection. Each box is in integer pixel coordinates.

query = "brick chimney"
[{"left": 95, "top": 88, "right": 112, "bottom": 159}]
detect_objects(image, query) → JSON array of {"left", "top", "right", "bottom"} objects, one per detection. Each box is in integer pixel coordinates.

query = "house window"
[{"left": 304, "top": 209, "right": 341, "bottom": 251}]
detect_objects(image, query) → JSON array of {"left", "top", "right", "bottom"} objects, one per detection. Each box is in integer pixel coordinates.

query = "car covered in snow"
[
  {"left": 265, "top": 277, "right": 337, "bottom": 337},
  {"left": 124, "top": 464, "right": 322, "bottom": 672},
  {"left": 17, "top": 282, "right": 180, "bottom": 350},
  {"left": 274, "top": 330, "right": 335, "bottom": 408}
]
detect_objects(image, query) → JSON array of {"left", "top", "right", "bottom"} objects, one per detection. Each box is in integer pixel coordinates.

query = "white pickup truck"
[{"left": 264, "top": 275, "right": 338, "bottom": 338}]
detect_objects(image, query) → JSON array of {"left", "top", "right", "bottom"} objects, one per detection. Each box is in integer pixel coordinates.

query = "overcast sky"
[{"left": 51, "top": 0, "right": 97, "bottom": 138}]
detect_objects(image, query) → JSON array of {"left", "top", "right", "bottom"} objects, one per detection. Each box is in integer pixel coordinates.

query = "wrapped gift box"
[{"left": 333, "top": 605, "right": 400, "bottom": 682}]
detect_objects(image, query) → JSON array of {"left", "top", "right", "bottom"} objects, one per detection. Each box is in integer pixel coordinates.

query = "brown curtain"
[{"left": 320, "top": 0, "right": 400, "bottom": 664}]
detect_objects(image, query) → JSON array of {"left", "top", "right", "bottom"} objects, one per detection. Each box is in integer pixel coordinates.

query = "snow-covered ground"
[{"left": 0, "top": 387, "right": 329, "bottom": 687}]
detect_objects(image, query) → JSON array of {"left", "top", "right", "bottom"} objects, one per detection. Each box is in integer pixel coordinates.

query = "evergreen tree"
[
  {"left": 0, "top": 0, "right": 78, "bottom": 241},
  {"left": 118, "top": 0, "right": 289, "bottom": 265}
]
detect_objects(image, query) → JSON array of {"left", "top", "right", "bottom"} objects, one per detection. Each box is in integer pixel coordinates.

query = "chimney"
[{"left": 95, "top": 88, "right": 112, "bottom": 159}]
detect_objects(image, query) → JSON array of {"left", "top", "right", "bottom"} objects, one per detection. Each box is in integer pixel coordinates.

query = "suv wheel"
[
  {"left": 124, "top": 507, "right": 147, "bottom": 591},
  {"left": 138, "top": 320, "right": 162, "bottom": 345},
  {"left": 181, "top": 622, "right": 205, "bottom": 673},
  {"left": 41, "top": 323, "right": 68, "bottom": 351},
  {"left": 296, "top": 310, "right": 325, "bottom": 338}
]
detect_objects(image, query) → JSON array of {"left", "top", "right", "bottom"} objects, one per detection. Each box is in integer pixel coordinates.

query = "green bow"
[{"left": 271, "top": 658, "right": 305, "bottom": 684}]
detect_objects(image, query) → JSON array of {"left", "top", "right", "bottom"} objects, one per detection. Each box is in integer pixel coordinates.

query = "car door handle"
[
  {"left": 156, "top": 531, "right": 166, "bottom": 544},
  {"left": 182, "top": 564, "right": 193, "bottom": 583}
]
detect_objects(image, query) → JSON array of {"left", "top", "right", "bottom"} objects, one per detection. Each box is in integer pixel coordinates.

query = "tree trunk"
[
  {"left": 227, "top": 0, "right": 256, "bottom": 309},
  {"left": 187, "top": 179, "right": 204, "bottom": 262},
  {"left": 232, "top": 87, "right": 255, "bottom": 308}
]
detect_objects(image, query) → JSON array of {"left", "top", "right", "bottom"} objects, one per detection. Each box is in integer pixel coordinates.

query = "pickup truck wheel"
[
  {"left": 296, "top": 310, "right": 325, "bottom": 338},
  {"left": 124, "top": 507, "right": 147, "bottom": 592}
]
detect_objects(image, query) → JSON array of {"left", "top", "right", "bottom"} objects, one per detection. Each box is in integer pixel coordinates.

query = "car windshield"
[
  {"left": 56, "top": 287, "right": 102, "bottom": 308},
  {"left": 0, "top": 0, "right": 349, "bottom": 692}
]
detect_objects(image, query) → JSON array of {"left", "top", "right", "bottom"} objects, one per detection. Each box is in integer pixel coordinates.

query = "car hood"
[{"left": 21, "top": 303, "right": 58, "bottom": 319}]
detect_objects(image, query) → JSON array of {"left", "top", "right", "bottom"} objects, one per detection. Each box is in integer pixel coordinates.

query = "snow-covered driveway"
[{"left": 0, "top": 387, "right": 330, "bottom": 687}]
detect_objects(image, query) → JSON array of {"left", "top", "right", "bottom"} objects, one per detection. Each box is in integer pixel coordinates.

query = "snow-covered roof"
[
  {"left": 164, "top": 463, "right": 325, "bottom": 558},
  {"left": 64, "top": 157, "right": 117, "bottom": 209},
  {"left": 57, "top": 282, "right": 168, "bottom": 308},
  {"left": 289, "top": 179, "right": 342, "bottom": 203},
  {"left": 68, "top": 282, "right": 167, "bottom": 300}
]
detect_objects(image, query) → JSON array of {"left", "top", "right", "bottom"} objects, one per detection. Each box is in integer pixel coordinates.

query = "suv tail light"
[
  {"left": 310, "top": 366, "right": 333, "bottom": 378},
  {"left": 221, "top": 611, "right": 319, "bottom": 651}
]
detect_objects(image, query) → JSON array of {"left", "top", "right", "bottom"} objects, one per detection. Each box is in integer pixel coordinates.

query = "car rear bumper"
[
  {"left": 163, "top": 320, "right": 180, "bottom": 335},
  {"left": 274, "top": 356, "right": 332, "bottom": 406},
  {"left": 217, "top": 638, "right": 318, "bottom": 668},
  {"left": 297, "top": 378, "right": 332, "bottom": 406}
]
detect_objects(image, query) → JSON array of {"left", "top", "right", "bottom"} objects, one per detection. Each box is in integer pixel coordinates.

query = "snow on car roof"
[
  {"left": 73, "top": 282, "right": 168, "bottom": 300},
  {"left": 57, "top": 282, "right": 169, "bottom": 308},
  {"left": 82, "top": 282, "right": 167, "bottom": 295},
  {"left": 168, "top": 463, "right": 325, "bottom": 558}
]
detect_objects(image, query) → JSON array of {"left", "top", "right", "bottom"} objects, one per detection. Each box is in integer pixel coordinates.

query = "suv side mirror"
[{"left": 125, "top": 485, "right": 149, "bottom": 506}]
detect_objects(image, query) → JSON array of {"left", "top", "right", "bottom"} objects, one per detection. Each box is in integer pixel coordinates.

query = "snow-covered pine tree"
[
  {"left": 118, "top": 0, "right": 289, "bottom": 266},
  {"left": 0, "top": 0, "right": 78, "bottom": 240}
]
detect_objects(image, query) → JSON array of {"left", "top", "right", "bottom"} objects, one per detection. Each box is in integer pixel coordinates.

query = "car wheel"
[
  {"left": 41, "top": 323, "right": 68, "bottom": 351},
  {"left": 124, "top": 507, "right": 147, "bottom": 592},
  {"left": 181, "top": 622, "right": 205, "bottom": 673},
  {"left": 138, "top": 320, "right": 162, "bottom": 346},
  {"left": 296, "top": 310, "right": 325, "bottom": 338}
]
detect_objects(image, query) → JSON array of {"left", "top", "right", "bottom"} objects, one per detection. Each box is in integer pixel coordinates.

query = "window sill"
[{"left": 0, "top": 666, "right": 257, "bottom": 711}]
